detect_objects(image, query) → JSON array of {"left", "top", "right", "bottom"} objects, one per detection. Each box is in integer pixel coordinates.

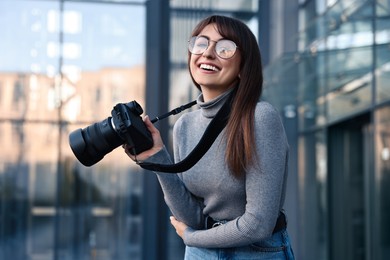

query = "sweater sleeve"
[
  {"left": 142, "top": 118, "right": 205, "bottom": 230},
  {"left": 182, "top": 102, "right": 289, "bottom": 248}
]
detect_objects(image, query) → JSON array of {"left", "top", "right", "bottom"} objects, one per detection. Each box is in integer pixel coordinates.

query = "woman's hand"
[
  {"left": 122, "top": 115, "right": 164, "bottom": 162},
  {"left": 170, "top": 216, "right": 188, "bottom": 239}
]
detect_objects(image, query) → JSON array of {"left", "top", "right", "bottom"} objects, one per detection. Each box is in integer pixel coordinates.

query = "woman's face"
[{"left": 189, "top": 23, "right": 241, "bottom": 99}]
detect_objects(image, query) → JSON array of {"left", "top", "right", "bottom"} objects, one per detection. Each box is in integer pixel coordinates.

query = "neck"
[
  {"left": 200, "top": 80, "right": 239, "bottom": 102},
  {"left": 201, "top": 89, "right": 225, "bottom": 102}
]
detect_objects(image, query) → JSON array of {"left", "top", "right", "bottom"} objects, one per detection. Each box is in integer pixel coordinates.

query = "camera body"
[
  {"left": 69, "top": 101, "right": 153, "bottom": 167},
  {"left": 111, "top": 101, "right": 153, "bottom": 154}
]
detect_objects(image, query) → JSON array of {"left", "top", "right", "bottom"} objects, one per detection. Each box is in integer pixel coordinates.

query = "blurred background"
[{"left": 0, "top": 0, "right": 389, "bottom": 259}]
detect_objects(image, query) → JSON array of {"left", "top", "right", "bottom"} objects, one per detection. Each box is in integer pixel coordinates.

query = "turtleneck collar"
[{"left": 197, "top": 88, "right": 234, "bottom": 118}]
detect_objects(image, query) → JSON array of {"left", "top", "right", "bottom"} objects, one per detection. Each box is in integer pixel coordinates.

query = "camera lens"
[{"left": 69, "top": 117, "right": 124, "bottom": 166}]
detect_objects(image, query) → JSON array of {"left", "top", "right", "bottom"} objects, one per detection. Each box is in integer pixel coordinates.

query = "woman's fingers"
[{"left": 122, "top": 115, "right": 164, "bottom": 162}]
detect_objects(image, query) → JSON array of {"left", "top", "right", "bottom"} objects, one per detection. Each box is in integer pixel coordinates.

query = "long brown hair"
[{"left": 188, "top": 15, "right": 263, "bottom": 178}]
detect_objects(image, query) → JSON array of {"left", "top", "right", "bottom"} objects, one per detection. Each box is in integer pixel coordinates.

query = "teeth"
[{"left": 200, "top": 64, "right": 219, "bottom": 71}]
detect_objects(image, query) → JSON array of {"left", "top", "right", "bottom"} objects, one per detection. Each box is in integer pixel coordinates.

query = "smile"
[{"left": 200, "top": 64, "right": 220, "bottom": 72}]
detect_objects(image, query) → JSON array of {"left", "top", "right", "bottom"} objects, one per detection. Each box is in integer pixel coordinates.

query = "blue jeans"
[{"left": 184, "top": 229, "right": 294, "bottom": 260}]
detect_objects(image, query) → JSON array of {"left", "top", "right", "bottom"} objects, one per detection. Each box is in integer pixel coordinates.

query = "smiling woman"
[
  {"left": 188, "top": 23, "right": 242, "bottom": 101},
  {"left": 123, "top": 15, "right": 294, "bottom": 260}
]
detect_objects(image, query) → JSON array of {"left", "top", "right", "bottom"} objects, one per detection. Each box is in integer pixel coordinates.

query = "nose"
[{"left": 202, "top": 41, "right": 217, "bottom": 58}]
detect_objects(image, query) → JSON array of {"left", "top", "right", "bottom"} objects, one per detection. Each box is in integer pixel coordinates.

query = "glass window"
[
  {"left": 61, "top": 1, "right": 146, "bottom": 122},
  {"left": 0, "top": 1, "right": 146, "bottom": 260},
  {"left": 296, "top": 52, "right": 327, "bottom": 130},
  {"left": 298, "top": 131, "right": 328, "bottom": 260},
  {"left": 375, "top": 106, "right": 390, "bottom": 260},
  {"left": 375, "top": 10, "right": 390, "bottom": 104},
  {"left": 325, "top": 46, "right": 373, "bottom": 122},
  {"left": 170, "top": 0, "right": 258, "bottom": 12}
]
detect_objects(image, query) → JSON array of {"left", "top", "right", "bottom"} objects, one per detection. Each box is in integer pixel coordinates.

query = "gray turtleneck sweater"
[{"left": 144, "top": 90, "right": 289, "bottom": 248}]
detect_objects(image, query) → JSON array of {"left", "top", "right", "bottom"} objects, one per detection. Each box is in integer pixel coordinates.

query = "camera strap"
[{"left": 137, "top": 92, "right": 233, "bottom": 173}]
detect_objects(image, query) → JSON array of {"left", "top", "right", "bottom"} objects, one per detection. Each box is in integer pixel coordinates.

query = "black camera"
[{"left": 69, "top": 101, "right": 153, "bottom": 167}]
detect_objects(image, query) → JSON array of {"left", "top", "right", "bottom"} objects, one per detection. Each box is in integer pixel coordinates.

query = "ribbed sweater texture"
[{"left": 144, "top": 90, "right": 289, "bottom": 248}]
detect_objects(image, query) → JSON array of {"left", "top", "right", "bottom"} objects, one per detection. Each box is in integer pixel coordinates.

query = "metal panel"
[{"left": 143, "top": 0, "right": 170, "bottom": 259}]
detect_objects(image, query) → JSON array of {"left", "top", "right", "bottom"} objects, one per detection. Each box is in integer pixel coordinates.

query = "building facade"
[
  {"left": 263, "top": 1, "right": 390, "bottom": 260},
  {"left": 0, "top": 0, "right": 389, "bottom": 260}
]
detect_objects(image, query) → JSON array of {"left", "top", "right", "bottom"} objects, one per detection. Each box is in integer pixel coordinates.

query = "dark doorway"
[{"left": 328, "top": 113, "right": 371, "bottom": 260}]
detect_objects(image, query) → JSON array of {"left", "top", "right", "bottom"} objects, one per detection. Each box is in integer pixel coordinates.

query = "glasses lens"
[
  {"left": 189, "top": 36, "right": 208, "bottom": 55},
  {"left": 215, "top": 40, "right": 237, "bottom": 59}
]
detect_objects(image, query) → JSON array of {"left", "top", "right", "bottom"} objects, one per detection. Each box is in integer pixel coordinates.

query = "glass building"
[
  {"left": 264, "top": 0, "right": 390, "bottom": 260},
  {"left": 0, "top": 0, "right": 389, "bottom": 260}
]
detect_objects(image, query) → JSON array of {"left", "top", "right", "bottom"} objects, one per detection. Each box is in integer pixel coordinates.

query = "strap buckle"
[{"left": 212, "top": 221, "right": 224, "bottom": 228}]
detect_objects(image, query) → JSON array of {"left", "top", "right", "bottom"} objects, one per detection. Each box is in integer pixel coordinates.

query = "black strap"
[
  {"left": 151, "top": 100, "right": 197, "bottom": 123},
  {"left": 138, "top": 93, "right": 233, "bottom": 173}
]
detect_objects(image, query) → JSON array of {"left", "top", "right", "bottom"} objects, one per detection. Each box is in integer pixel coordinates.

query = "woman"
[{"left": 124, "top": 15, "right": 294, "bottom": 259}]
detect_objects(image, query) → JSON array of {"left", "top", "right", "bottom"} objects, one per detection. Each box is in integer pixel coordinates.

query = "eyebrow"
[{"left": 198, "top": 35, "right": 225, "bottom": 42}]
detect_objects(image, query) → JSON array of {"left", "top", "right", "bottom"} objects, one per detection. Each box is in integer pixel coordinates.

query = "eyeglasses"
[{"left": 188, "top": 36, "right": 238, "bottom": 59}]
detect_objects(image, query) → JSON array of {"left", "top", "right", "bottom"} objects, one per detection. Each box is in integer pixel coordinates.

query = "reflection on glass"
[
  {"left": 298, "top": 131, "right": 328, "bottom": 260},
  {"left": 375, "top": 107, "right": 390, "bottom": 260},
  {"left": 170, "top": 0, "right": 258, "bottom": 11},
  {"left": 262, "top": 1, "right": 390, "bottom": 260},
  {"left": 0, "top": 1, "right": 146, "bottom": 260},
  {"left": 326, "top": 80, "right": 372, "bottom": 122},
  {"left": 376, "top": 42, "right": 390, "bottom": 103}
]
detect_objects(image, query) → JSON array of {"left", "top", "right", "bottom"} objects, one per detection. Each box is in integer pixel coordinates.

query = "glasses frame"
[{"left": 188, "top": 36, "right": 238, "bottom": 59}]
